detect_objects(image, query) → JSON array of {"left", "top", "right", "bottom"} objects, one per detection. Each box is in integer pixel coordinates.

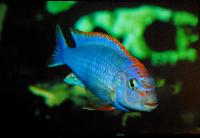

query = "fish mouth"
[
  {"left": 119, "top": 101, "right": 158, "bottom": 112},
  {"left": 144, "top": 102, "right": 158, "bottom": 111},
  {"left": 144, "top": 102, "right": 158, "bottom": 107},
  {"left": 116, "top": 97, "right": 158, "bottom": 112}
]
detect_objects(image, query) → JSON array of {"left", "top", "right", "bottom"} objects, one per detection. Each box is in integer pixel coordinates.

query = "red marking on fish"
[
  {"left": 137, "top": 90, "right": 150, "bottom": 97},
  {"left": 141, "top": 80, "right": 153, "bottom": 89},
  {"left": 137, "top": 90, "right": 145, "bottom": 97},
  {"left": 95, "top": 106, "right": 116, "bottom": 111},
  {"left": 131, "top": 63, "right": 149, "bottom": 77},
  {"left": 139, "top": 92, "right": 145, "bottom": 97}
]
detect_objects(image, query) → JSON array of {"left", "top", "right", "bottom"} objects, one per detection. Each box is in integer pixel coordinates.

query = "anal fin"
[{"left": 82, "top": 105, "right": 115, "bottom": 111}]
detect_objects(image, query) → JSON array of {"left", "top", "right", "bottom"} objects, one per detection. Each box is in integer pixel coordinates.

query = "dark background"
[{"left": 1, "top": 1, "right": 200, "bottom": 135}]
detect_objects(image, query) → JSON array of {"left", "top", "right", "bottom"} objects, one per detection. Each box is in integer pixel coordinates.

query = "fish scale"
[{"left": 65, "top": 45, "right": 121, "bottom": 102}]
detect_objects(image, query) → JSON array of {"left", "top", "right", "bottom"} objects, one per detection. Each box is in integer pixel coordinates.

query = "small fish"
[{"left": 48, "top": 25, "right": 158, "bottom": 112}]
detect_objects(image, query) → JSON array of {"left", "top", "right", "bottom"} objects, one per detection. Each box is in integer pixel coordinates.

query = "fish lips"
[
  {"left": 143, "top": 102, "right": 158, "bottom": 111},
  {"left": 116, "top": 94, "right": 158, "bottom": 112},
  {"left": 118, "top": 99, "right": 158, "bottom": 112}
]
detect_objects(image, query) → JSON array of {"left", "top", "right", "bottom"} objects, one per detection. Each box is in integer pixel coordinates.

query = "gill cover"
[{"left": 113, "top": 72, "right": 130, "bottom": 112}]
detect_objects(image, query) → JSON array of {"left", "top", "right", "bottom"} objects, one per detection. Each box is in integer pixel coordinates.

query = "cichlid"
[{"left": 48, "top": 25, "right": 158, "bottom": 112}]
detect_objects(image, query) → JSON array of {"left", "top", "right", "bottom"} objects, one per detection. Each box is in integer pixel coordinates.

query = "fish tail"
[{"left": 48, "top": 25, "right": 69, "bottom": 67}]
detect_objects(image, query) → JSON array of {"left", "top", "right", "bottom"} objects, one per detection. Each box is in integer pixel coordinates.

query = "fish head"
[{"left": 114, "top": 72, "right": 158, "bottom": 112}]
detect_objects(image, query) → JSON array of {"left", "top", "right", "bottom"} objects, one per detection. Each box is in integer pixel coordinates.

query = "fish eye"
[{"left": 129, "top": 78, "right": 137, "bottom": 90}]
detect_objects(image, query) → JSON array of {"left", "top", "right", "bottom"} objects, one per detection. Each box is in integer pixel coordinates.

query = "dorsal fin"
[
  {"left": 70, "top": 28, "right": 139, "bottom": 62},
  {"left": 70, "top": 28, "right": 124, "bottom": 52}
]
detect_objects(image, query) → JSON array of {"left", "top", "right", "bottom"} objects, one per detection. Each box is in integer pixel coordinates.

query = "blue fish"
[{"left": 48, "top": 25, "right": 158, "bottom": 112}]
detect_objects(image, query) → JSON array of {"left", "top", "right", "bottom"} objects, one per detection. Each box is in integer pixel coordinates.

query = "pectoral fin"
[{"left": 64, "top": 73, "right": 85, "bottom": 87}]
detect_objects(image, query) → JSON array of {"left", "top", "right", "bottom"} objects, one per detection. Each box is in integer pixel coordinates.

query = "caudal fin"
[{"left": 48, "top": 25, "right": 68, "bottom": 67}]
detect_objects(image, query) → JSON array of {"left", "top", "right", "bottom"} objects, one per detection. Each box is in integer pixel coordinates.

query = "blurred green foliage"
[
  {"left": 155, "top": 78, "right": 166, "bottom": 88},
  {"left": 75, "top": 5, "right": 199, "bottom": 66},
  {"left": 181, "top": 112, "right": 195, "bottom": 126},
  {"left": 35, "top": 13, "right": 43, "bottom": 22},
  {"left": 0, "top": 3, "right": 7, "bottom": 37},
  {"left": 46, "top": 1, "right": 77, "bottom": 15},
  {"left": 172, "top": 81, "right": 182, "bottom": 95},
  {"left": 29, "top": 83, "right": 88, "bottom": 107},
  {"left": 28, "top": 81, "right": 142, "bottom": 126},
  {"left": 122, "top": 112, "right": 141, "bottom": 127}
]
